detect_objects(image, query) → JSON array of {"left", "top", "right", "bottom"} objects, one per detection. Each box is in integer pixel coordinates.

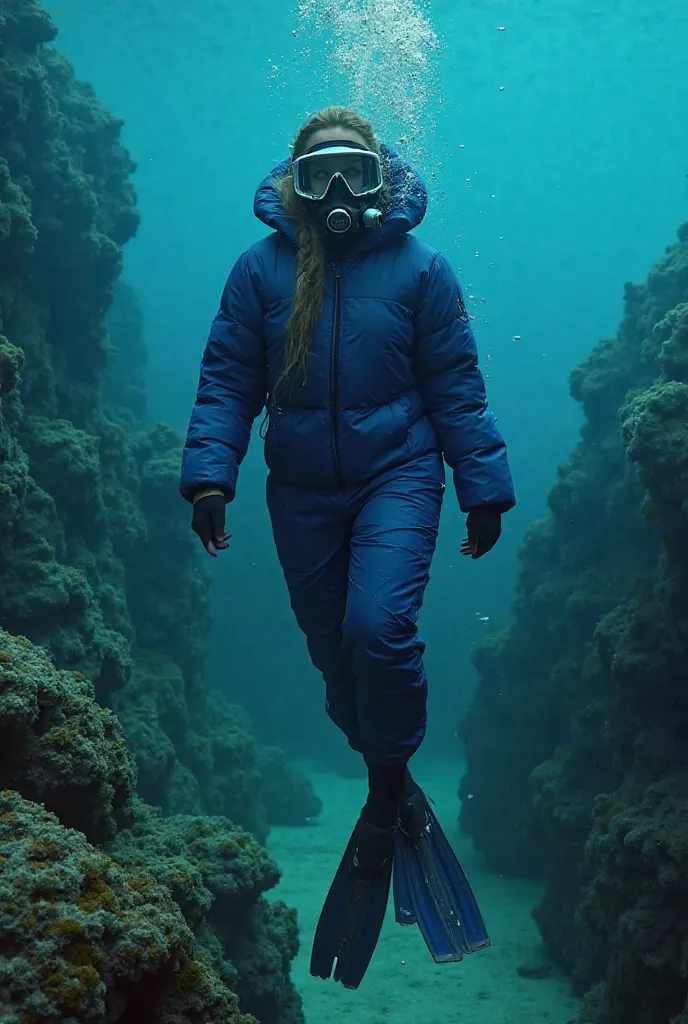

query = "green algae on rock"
[
  {"left": 461, "top": 219, "right": 688, "bottom": 1024},
  {"left": 0, "top": 0, "right": 309, "bottom": 1020}
]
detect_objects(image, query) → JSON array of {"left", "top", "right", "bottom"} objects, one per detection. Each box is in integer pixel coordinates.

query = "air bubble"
[{"left": 296, "top": 0, "right": 439, "bottom": 154}]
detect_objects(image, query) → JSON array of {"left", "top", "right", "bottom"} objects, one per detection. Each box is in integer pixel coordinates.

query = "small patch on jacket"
[{"left": 456, "top": 294, "right": 470, "bottom": 323}]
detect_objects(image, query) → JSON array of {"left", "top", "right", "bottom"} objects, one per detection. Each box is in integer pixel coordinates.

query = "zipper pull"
[{"left": 334, "top": 262, "right": 341, "bottom": 278}]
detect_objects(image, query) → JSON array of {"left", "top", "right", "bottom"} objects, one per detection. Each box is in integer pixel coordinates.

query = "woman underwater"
[{"left": 180, "top": 106, "right": 515, "bottom": 988}]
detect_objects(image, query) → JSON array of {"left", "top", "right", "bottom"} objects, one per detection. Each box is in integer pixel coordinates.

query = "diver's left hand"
[{"left": 460, "top": 507, "right": 502, "bottom": 559}]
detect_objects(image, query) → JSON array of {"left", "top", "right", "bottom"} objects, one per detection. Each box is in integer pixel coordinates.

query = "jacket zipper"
[{"left": 330, "top": 260, "right": 344, "bottom": 486}]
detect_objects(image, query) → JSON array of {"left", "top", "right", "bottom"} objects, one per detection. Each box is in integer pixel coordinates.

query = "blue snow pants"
[{"left": 266, "top": 452, "right": 445, "bottom": 766}]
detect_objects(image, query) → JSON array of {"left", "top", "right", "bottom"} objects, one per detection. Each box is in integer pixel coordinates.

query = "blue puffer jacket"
[{"left": 180, "top": 147, "right": 515, "bottom": 512}]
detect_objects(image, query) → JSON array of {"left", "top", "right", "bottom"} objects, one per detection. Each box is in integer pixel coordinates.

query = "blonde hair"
[{"left": 275, "top": 106, "right": 386, "bottom": 395}]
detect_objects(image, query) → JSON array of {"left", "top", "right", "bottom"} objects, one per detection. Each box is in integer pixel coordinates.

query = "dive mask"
[{"left": 292, "top": 141, "right": 383, "bottom": 235}]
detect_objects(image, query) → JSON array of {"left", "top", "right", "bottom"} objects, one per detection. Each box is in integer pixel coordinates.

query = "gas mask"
[{"left": 292, "top": 141, "right": 384, "bottom": 237}]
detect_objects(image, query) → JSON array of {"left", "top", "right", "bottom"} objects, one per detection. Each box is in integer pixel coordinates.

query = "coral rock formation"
[
  {"left": 0, "top": 3, "right": 311, "bottom": 1021},
  {"left": 461, "top": 221, "right": 688, "bottom": 1024}
]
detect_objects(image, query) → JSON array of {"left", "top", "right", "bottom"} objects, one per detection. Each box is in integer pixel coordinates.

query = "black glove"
[
  {"left": 465, "top": 506, "right": 502, "bottom": 559},
  {"left": 191, "top": 492, "right": 229, "bottom": 555}
]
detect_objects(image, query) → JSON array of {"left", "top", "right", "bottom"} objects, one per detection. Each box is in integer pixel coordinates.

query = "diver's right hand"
[{"left": 191, "top": 491, "right": 230, "bottom": 557}]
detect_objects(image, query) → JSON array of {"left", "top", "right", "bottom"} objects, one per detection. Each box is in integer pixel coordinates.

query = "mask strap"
[{"left": 303, "top": 140, "right": 369, "bottom": 155}]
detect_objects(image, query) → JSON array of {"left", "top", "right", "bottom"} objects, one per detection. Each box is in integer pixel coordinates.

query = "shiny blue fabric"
[
  {"left": 180, "top": 146, "right": 515, "bottom": 512},
  {"left": 180, "top": 147, "right": 515, "bottom": 765},
  {"left": 267, "top": 453, "right": 445, "bottom": 765}
]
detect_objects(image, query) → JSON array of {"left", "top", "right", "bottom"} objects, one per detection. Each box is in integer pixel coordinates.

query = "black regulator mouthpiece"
[
  {"left": 308, "top": 173, "right": 383, "bottom": 236},
  {"left": 325, "top": 204, "right": 383, "bottom": 234}
]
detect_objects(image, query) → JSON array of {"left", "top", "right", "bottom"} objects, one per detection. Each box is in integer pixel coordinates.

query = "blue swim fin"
[
  {"left": 393, "top": 789, "right": 490, "bottom": 962},
  {"left": 310, "top": 817, "right": 395, "bottom": 989}
]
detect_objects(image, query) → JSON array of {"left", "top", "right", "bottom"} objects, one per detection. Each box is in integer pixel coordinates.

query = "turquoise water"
[
  {"left": 1, "top": 1, "right": 687, "bottom": 1022},
  {"left": 45, "top": 0, "right": 688, "bottom": 758}
]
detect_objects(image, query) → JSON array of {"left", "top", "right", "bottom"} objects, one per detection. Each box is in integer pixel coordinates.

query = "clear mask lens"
[{"left": 293, "top": 147, "right": 382, "bottom": 200}]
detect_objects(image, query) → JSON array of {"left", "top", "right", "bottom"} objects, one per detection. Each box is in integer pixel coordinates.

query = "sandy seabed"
[{"left": 269, "top": 765, "right": 580, "bottom": 1024}]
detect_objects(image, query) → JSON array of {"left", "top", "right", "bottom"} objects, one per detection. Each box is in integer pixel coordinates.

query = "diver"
[{"left": 180, "top": 106, "right": 515, "bottom": 989}]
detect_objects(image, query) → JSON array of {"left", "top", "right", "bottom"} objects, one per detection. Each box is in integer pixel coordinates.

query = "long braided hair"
[{"left": 274, "top": 106, "right": 387, "bottom": 395}]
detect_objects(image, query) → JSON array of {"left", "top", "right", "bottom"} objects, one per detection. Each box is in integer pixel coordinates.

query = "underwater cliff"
[
  {"left": 0, "top": 1, "right": 320, "bottom": 1020},
  {"left": 461, "top": 216, "right": 688, "bottom": 1023}
]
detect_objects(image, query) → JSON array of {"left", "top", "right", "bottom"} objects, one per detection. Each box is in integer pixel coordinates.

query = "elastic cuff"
[{"left": 192, "top": 488, "right": 226, "bottom": 505}]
